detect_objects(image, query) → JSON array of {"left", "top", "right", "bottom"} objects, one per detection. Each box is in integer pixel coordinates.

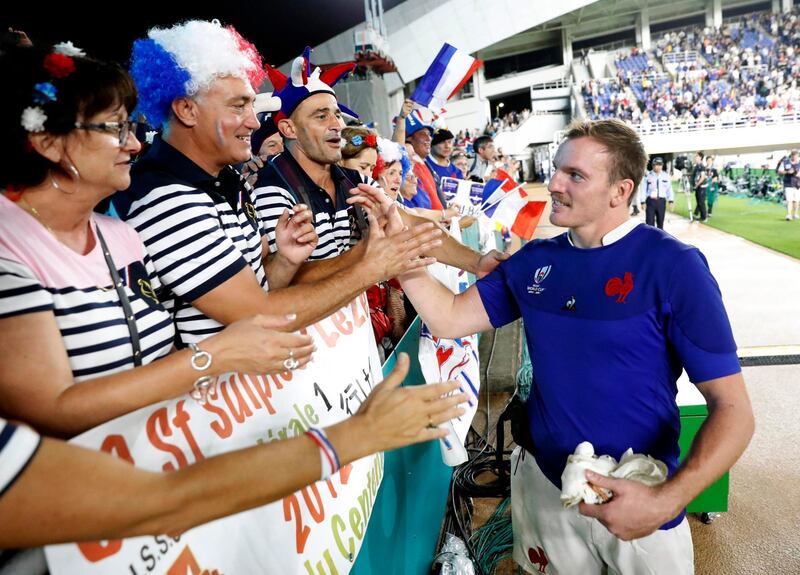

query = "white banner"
[
  {"left": 45, "top": 293, "right": 383, "bottom": 575},
  {"left": 417, "top": 222, "right": 481, "bottom": 466},
  {"left": 441, "top": 177, "right": 484, "bottom": 217}
]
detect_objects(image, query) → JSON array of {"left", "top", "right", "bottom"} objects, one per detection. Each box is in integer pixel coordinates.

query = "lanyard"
[{"left": 95, "top": 225, "right": 142, "bottom": 367}]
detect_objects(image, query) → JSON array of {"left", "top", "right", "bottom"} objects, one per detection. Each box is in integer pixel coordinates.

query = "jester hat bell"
[{"left": 266, "top": 47, "right": 356, "bottom": 122}]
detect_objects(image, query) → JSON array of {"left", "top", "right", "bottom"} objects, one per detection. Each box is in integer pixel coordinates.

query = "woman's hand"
[
  {"left": 351, "top": 353, "right": 467, "bottom": 452},
  {"left": 347, "top": 183, "right": 404, "bottom": 235},
  {"left": 241, "top": 155, "right": 264, "bottom": 188},
  {"left": 459, "top": 215, "right": 477, "bottom": 229},
  {"left": 442, "top": 206, "right": 460, "bottom": 222},
  {"left": 360, "top": 213, "right": 442, "bottom": 283},
  {"left": 204, "top": 314, "right": 315, "bottom": 375}
]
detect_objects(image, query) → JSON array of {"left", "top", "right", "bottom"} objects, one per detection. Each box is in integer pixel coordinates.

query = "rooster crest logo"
[
  {"left": 527, "top": 546, "right": 549, "bottom": 573},
  {"left": 605, "top": 272, "right": 634, "bottom": 303}
]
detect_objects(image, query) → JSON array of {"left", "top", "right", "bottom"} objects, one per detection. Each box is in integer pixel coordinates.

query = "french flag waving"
[
  {"left": 481, "top": 169, "right": 520, "bottom": 210},
  {"left": 481, "top": 171, "right": 546, "bottom": 240},
  {"left": 411, "top": 43, "right": 483, "bottom": 110}
]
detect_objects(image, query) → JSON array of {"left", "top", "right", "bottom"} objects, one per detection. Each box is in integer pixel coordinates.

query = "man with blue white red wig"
[{"left": 112, "top": 21, "right": 444, "bottom": 346}]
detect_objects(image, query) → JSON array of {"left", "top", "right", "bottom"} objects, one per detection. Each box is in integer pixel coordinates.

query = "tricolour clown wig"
[
  {"left": 130, "top": 20, "right": 266, "bottom": 128},
  {"left": 375, "top": 137, "right": 412, "bottom": 184}
]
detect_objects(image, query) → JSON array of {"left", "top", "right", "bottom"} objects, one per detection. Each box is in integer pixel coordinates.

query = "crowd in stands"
[
  {"left": 488, "top": 108, "right": 532, "bottom": 133},
  {"left": 582, "top": 7, "right": 800, "bottom": 129}
]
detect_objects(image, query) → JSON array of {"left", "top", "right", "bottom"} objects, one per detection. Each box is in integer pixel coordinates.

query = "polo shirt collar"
[
  {"left": 147, "top": 137, "right": 242, "bottom": 194},
  {"left": 279, "top": 150, "right": 360, "bottom": 196}
]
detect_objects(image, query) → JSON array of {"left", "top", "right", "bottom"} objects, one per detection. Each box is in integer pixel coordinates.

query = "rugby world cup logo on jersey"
[{"left": 527, "top": 265, "right": 552, "bottom": 294}]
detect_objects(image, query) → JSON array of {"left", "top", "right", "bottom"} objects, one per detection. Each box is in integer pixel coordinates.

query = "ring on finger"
[{"left": 283, "top": 348, "right": 300, "bottom": 371}]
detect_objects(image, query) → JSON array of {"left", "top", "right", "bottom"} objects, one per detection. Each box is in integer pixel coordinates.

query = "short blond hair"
[{"left": 563, "top": 119, "right": 647, "bottom": 205}]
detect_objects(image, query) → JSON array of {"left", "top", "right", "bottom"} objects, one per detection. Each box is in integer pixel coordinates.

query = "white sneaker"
[
  {"left": 787, "top": 215, "right": 793, "bottom": 221},
  {"left": 794, "top": 215, "right": 799, "bottom": 220}
]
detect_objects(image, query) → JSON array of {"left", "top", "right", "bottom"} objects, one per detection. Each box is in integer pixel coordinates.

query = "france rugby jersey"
[{"left": 476, "top": 223, "right": 740, "bottom": 528}]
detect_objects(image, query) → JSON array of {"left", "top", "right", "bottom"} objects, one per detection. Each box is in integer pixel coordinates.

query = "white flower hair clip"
[
  {"left": 53, "top": 41, "right": 86, "bottom": 57},
  {"left": 19, "top": 41, "right": 83, "bottom": 134},
  {"left": 21, "top": 107, "right": 47, "bottom": 132}
]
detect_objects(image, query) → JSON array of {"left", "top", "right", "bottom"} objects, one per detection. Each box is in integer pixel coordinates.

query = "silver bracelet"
[
  {"left": 187, "top": 343, "right": 214, "bottom": 403},
  {"left": 187, "top": 342, "right": 212, "bottom": 371},
  {"left": 190, "top": 375, "right": 215, "bottom": 404}
]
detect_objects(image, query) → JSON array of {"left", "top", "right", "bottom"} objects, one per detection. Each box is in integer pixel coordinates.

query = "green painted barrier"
[
  {"left": 353, "top": 221, "right": 498, "bottom": 575},
  {"left": 356, "top": 224, "right": 488, "bottom": 575},
  {"left": 351, "top": 318, "right": 453, "bottom": 575},
  {"left": 679, "top": 404, "right": 729, "bottom": 513}
]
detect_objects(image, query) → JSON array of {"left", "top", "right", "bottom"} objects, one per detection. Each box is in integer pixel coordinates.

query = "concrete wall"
[
  {"left": 493, "top": 113, "right": 570, "bottom": 152},
  {"left": 639, "top": 118, "right": 800, "bottom": 155}
]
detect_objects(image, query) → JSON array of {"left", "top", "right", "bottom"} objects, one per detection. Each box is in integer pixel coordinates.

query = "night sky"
[{"left": 3, "top": 1, "right": 405, "bottom": 67}]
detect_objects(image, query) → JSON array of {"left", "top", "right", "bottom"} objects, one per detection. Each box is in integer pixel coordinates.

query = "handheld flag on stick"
[
  {"left": 411, "top": 43, "right": 482, "bottom": 110},
  {"left": 478, "top": 171, "right": 546, "bottom": 240},
  {"left": 491, "top": 198, "right": 546, "bottom": 240},
  {"left": 481, "top": 169, "right": 523, "bottom": 212}
]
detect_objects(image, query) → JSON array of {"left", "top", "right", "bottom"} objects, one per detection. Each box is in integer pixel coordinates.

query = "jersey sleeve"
[
  {"left": 125, "top": 185, "right": 247, "bottom": 303},
  {"left": 0, "top": 256, "right": 54, "bottom": 319},
  {"left": 475, "top": 257, "right": 522, "bottom": 328},
  {"left": 665, "top": 248, "right": 741, "bottom": 383}
]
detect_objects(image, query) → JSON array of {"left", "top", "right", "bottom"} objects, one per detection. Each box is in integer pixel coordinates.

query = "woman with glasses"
[{"left": 0, "top": 43, "right": 317, "bottom": 438}]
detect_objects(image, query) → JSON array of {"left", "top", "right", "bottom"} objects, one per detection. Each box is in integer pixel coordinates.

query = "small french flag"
[
  {"left": 411, "top": 43, "right": 483, "bottom": 110},
  {"left": 480, "top": 172, "right": 546, "bottom": 240},
  {"left": 481, "top": 169, "right": 521, "bottom": 210},
  {"left": 489, "top": 196, "right": 546, "bottom": 241}
]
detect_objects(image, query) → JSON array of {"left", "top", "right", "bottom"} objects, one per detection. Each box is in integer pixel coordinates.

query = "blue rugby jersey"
[{"left": 476, "top": 223, "right": 740, "bottom": 528}]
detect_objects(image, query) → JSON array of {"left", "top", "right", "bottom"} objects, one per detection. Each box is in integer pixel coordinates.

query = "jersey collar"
[{"left": 567, "top": 218, "right": 640, "bottom": 248}]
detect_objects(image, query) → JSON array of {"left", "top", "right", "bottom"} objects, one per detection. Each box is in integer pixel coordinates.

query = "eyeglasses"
[{"left": 74, "top": 119, "right": 138, "bottom": 146}]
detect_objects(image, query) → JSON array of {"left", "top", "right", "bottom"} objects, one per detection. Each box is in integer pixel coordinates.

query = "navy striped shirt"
[
  {"left": 254, "top": 152, "right": 375, "bottom": 261},
  {"left": 114, "top": 137, "right": 267, "bottom": 345},
  {"left": 0, "top": 196, "right": 174, "bottom": 382},
  {"left": 0, "top": 418, "right": 40, "bottom": 498}
]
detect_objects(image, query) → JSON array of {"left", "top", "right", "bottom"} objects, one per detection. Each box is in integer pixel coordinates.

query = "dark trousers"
[
  {"left": 645, "top": 197, "right": 666, "bottom": 229},
  {"left": 694, "top": 188, "right": 707, "bottom": 220}
]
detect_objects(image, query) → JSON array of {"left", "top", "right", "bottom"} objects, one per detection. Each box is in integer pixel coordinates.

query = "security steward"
[{"left": 639, "top": 157, "right": 673, "bottom": 229}]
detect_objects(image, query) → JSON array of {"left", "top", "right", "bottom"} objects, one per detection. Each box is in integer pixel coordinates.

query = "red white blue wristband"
[{"left": 306, "top": 427, "right": 340, "bottom": 480}]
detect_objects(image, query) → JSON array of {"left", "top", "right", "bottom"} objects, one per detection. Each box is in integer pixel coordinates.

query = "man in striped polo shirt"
[
  {"left": 254, "top": 49, "right": 508, "bottom": 282},
  {"left": 113, "top": 22, "right": 443, "bottom": 345}
]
